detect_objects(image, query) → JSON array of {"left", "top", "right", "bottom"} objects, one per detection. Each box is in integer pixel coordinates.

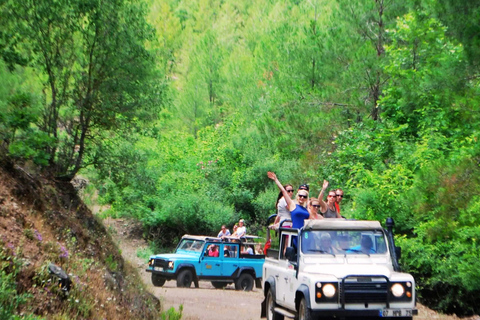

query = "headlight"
[
  {"left": 391, "top": 283, "right": 405, "bottom": 297},
  {"left": 168, "top": 261, "right": 174, "bottom": 269},
  {"left": 322, "top": 284, "right": 336, "bottom": 298}
]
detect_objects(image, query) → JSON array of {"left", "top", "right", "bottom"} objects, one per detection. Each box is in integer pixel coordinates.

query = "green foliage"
[
  {"left": 136, "top": 246, "right": 155, "bottom": 261},
  {"left": 381, "top": 12, "right": 471, "bottom": 141},
  {"left": 160, "top": 305, "right": 183, "bottom": 320},
  {"left": 0, "top": 61, "right": 53, "bottom": 166},
  {"left": 105, "top": 254, "right": 118, "bottom": 272},
  {"left": 0, "top": 247, "right": 35, "bottom": 319},
  {"left": 1, "top": 0, "right": 164, "bottom": 178}
]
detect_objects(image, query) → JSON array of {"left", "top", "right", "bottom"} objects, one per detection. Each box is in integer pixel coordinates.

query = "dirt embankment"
[
  {"left": 104, "top": 218, "right": 480, "bottom": 320},
  {"left": 0, "top": 164, "right": 160, "bottom": 320}
]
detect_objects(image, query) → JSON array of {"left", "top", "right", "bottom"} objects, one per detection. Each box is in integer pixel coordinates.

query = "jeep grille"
[
  {"left": 341, "top": 275, "right": 389, "bottom": 307},
  {"left": 153, "top": 259, "right": 169, "bottom": 268}
]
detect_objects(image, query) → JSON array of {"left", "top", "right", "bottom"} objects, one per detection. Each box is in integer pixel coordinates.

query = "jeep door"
[
  {"left": 276, "top": 232, "right": 297, "bottom": 310},
  {"left": 200, "top": 242, "right": 222, "bottom": 276},
  {"left": 221, "top": 243, "right": 240, "bottom": 276}
]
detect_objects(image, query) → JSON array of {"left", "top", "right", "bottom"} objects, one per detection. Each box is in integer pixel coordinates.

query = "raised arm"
[
  {"left": 318, "top": 179, "right": 329, "bottom": 213},
  {"left": 267, "top": 171, "right": 296, "bottom": 211}
]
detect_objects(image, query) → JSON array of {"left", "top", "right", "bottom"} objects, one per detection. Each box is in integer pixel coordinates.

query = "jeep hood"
[
  {"left": 152, "top": 253, "right": 200, "bottom": 261},
  {"left": 304, "top": 263, "right": 397, "bottom": 279}
]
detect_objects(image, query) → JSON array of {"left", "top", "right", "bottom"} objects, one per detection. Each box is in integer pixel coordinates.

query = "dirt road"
[
  {"left": 105, "top": 218, "right": 263, "bottom": 320},
  {"left": 104, "top": 218, "right": 479, "bottom": 320}
]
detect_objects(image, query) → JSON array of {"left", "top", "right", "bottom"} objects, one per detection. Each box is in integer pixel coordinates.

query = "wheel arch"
[
  {"left": 264, "top": 276, "right": 276, "bottom": 297},
  {"left": 233, "top": 266, "right": 256, "bottom": 279},
  {"left": 295, "top": 284, "right": 311, "bottom": 311},
  {"left": 176, "top": 263, "right": 198, "bottom": 278}
]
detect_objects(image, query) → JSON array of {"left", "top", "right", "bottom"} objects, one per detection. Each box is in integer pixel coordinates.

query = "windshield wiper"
[{"left": 306, "top": 249, "right": 336, "bottom": 257}]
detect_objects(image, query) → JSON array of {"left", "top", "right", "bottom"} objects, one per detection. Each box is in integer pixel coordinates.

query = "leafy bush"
[{"left": 0, "top": 248, "right": 35, "bottom": 319}]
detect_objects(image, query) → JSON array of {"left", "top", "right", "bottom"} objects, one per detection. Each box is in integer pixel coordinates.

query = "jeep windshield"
[
  {"left": 176, "top": 239, "right": 205, "bottom": 253},
  {"left": 301, "top": 230, "right": 387, "bottom": 256}
]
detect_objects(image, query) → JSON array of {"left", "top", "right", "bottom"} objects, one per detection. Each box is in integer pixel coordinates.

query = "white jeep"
[{"left": 261, "top": 218, "right": 417, "bottom": 320}]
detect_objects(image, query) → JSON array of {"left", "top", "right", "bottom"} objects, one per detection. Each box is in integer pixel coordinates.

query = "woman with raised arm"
[
  {"left": 267, "top": 171, "right": 309, "bottom": 229},
  {"left": 317, "top": 180, "right": 342, "bottom": 218},
  {"left": 270, "top": 183, "right": 294, "bottom": 230}
]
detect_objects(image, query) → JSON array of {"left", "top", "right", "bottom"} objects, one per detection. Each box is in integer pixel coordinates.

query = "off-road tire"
[
  {"left": 298, "top": 297, "right": 312, "bottom": 320},
  {"left": 266, "top": 288, "right": 284, "bottom": 320},
  {"left": 235, "top": 273, "right": 254, "bottom": 291},
  {"left": 176, "top": 269, "right": 193, "bottom": 288},
  {"left": 151, "top": 274, "right": 166, "bottom": 287},
  {"left": 211, "top": 281, "right": 228, "bottom": 289}
]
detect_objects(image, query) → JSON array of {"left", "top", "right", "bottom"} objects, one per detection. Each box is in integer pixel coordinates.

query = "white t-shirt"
[
  {"left": 217, "top": 229, "right": 231, "bottom": 237},
  {"left": 277, "top": 197, "right": 291, "bottom": 222},
  {"left": 236, "top": 226, "right": 246, "bottom": 237},
  {"left": 243, "top": 247, "right": 254, "bottom": 254}
]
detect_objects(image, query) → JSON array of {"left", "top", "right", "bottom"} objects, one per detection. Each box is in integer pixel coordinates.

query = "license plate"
[
  {"left": 381, "top": 309, "right": 413, "bottom": 317},
  {"left": 154, "top": 266, "right": 163, "bottom": 272}
]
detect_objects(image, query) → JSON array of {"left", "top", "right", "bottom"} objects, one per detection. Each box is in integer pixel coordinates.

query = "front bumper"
[
  {"left": 145, "top": 268, "right": 177, "bottom": 280},
  {"left": 311, "top": 308, "right": 418, "bottom": 318}
]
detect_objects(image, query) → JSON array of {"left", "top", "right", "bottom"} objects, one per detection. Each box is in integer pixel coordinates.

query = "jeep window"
[
  {"left": 280, "top": 232, "right": 296, "bottom": 260},
  {"left": 301, "top": 230, "right": 387, "bottom": 255},
  {"left": 176, "top": 239, "right": 204, "bottom": 252},
  {"left": 223, "top": 244, "right": 239, "bottom": 258}
]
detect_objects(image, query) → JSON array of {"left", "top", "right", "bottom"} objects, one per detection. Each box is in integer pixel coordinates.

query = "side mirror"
[
  {"left": 285, "top": 247, "right": 296, "bottom": 261},
  {"left": 395, "top": 246, "right": 402, "bottom": 260}
]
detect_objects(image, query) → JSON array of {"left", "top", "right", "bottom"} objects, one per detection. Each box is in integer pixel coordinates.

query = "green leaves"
[{"left": 1, "top": 0, "right": 163, "bottom": 178}]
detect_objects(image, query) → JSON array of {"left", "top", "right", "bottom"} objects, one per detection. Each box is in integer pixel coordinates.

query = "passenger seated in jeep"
[
  {"left": 208, "top": 244, "right": 219, "bottom": 257},
  {"left": 241, "top": 245, "right": 254, "bottom": 255},
  {"left": 302, "top": 232, "right": 336, "bottom": 254},
  {"left": 346, "top": 235, "right": 375, "bottom": 254},
  {"left": 335, "top": 235, "right": 350, "bottom": 252},
  {"left": 318, "top": 233, "right": 335, "bottom": 254}
]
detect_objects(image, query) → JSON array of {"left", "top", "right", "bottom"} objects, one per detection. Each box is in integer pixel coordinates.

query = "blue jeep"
[{"left": 146, "top": 234, "right": 264, "bottom": 291}]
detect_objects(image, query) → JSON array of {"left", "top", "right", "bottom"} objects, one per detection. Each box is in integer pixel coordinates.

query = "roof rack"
[{"left": 181, "top": 234, "right": 264, "bottom": 244}]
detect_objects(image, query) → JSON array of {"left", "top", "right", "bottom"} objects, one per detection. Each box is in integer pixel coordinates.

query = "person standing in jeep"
[
  {"left": 317, "top": 179, "right": 342, "bottom": 218},
  {"left": 267, "top": 171, "right": 309, "bottom": 229}
]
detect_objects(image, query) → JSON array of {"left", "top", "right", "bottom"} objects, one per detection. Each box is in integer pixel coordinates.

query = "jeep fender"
[
  {"left": 263, "top": 276, "right": 277, "bottom": 297},
  {"left": 175, "top": 263, "right": 200, "bottom": 287},
  {"left": 232, "top": 266, "right": 256, "bottom": 279},
  {"left": 295, "top": 284, "right": 310, "bottom": 311},
  {"left": 261, "top": 276, "right": 277, "bottom": 318}
]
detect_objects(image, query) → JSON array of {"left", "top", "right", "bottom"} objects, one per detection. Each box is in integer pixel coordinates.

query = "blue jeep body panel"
[{"left": 146, "top": 234, "right": 264, "bottom": 290}]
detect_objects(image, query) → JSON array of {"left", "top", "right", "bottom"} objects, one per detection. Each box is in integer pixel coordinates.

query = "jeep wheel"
[
  {"left": 176, "top": 269, "right": 193, "bottom": 288},
  {"left": 211, "top": 281, "right": 228, "bottom": 289},
  {"left": 266, "top": 289, "right": 284, "bottom": 320},
  {"left": 151, "top": 274, "right": 166, "bottom": 287},
  {"left": 235, "top": 273, "right": 254, "bottom": 291},
  {"left": 298, "top": 297, "right": 312, "bottom": 320}
]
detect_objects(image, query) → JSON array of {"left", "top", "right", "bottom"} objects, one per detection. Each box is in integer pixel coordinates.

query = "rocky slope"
[{"left": 0, "top": 160, "right": 161, "bottom": 319}]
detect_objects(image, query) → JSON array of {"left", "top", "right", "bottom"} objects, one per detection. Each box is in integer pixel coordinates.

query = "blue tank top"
[{"left": 291, "top": 204, "right": 309, "bottom": 229}]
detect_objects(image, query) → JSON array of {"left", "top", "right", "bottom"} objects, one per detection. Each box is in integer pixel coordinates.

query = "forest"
[{"left": 1, "top": 0, "right": 480, "bottom": 316}]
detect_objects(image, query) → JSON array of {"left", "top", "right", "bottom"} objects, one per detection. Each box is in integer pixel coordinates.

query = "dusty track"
[
  {"left": 104, "top": 218, "right": 263, "bottom": 320},
  {"left": 104, "top": 218, "right": 479, "bottom": 320}
]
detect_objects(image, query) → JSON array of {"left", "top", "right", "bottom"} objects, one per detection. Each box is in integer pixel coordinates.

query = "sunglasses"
[
  {"left": 286, "top": 189, "right": 294, "bottom": 193},
  {"left": 328, "top": 195, "right": 336, "bottom": 198},
  {"left": 298, "top": 195, "right": 308, "bottom": 199},
  {"left": 311, "top": 205, "right": 321, "bottom": 208},
  {"left": 336, "top": 194, "right": 343, "bottom": 197}
]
